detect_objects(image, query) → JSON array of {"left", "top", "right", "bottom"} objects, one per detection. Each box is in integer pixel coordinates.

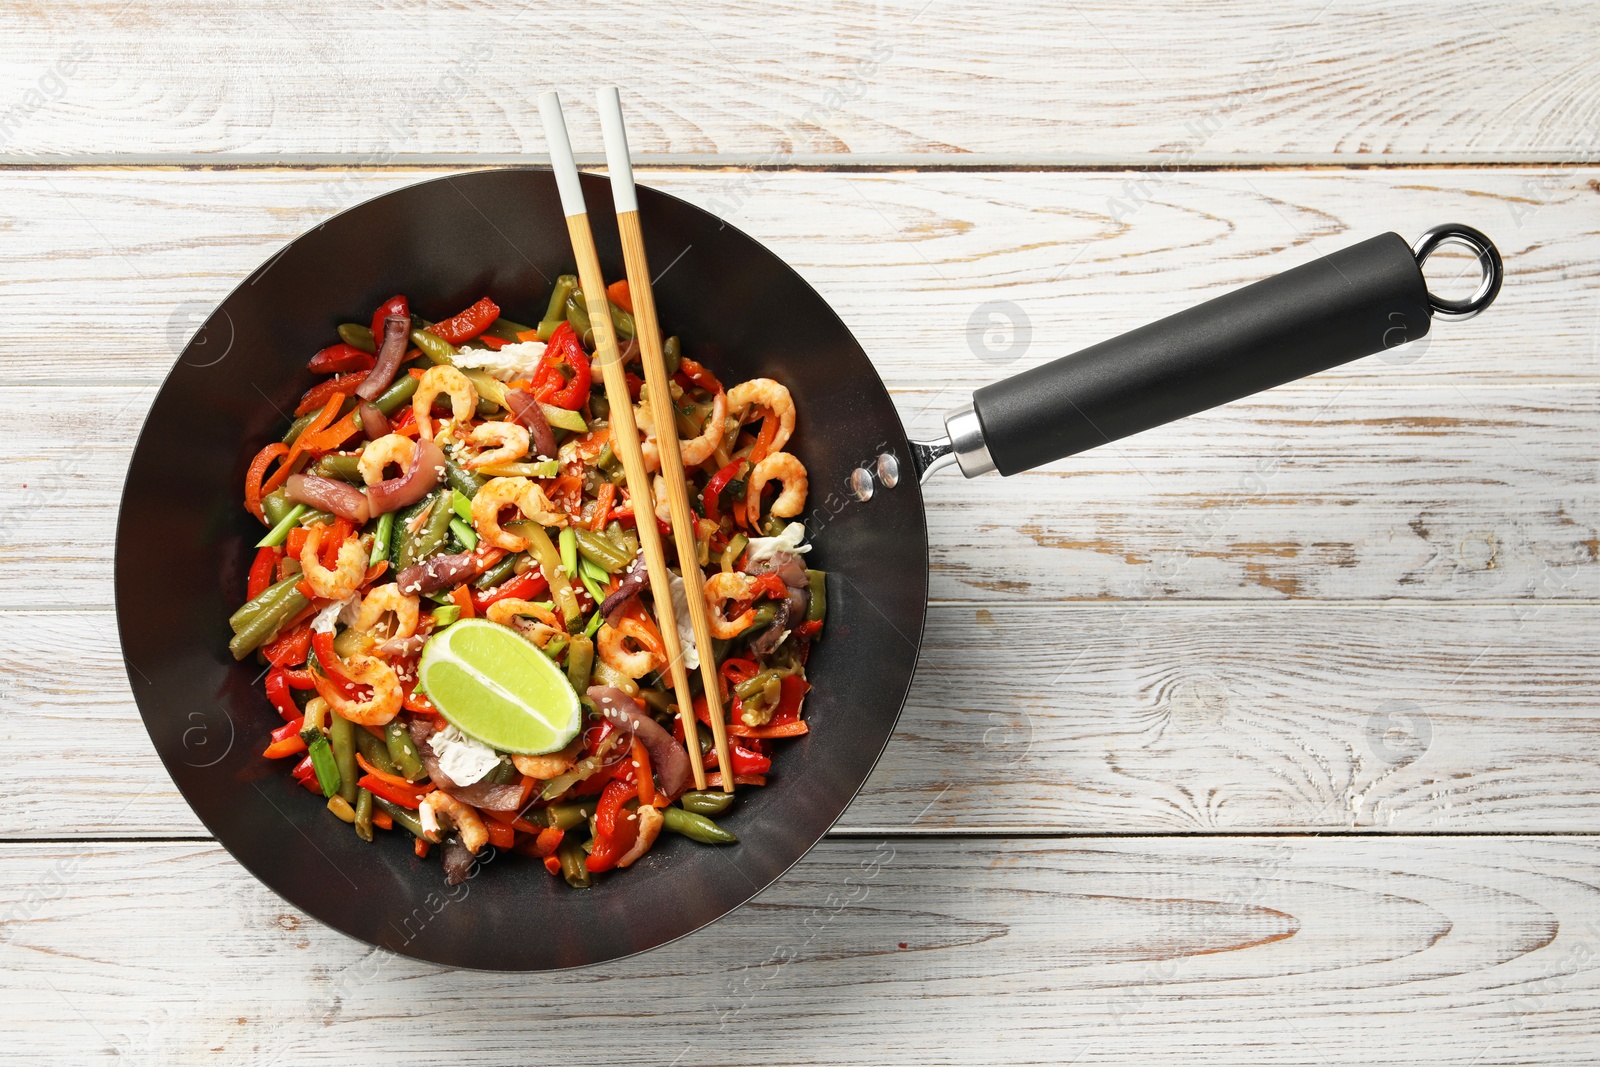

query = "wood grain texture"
[
  {"left": 1, "top": 1, "right": 1596, "bottom": 162},
  {"left": 3, "top": 381, "right": 1593, "bottom": 605},
  {"left": 1, "top": 168, "right": 1596, "bottom": 387},
  {"left": 4, "top": 837, "right": 1600, "bottom": 1065},
  {"left": 6, "top": 603, "right": 1595, "bottom": 837}
]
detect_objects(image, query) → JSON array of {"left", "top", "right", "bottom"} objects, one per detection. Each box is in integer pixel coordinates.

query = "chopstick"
[
  {"left": 597, "top": 86, "right": 737, "bottom": 795},
  {"left": 538, "top": 91, "right": 712, "bottom": 794}
]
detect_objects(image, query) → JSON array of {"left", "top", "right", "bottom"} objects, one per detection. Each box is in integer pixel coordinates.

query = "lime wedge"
[{"left": 417, "top": 619, "right": 581, "bottom": 754}]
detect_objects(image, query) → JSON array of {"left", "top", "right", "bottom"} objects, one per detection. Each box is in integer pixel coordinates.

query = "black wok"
[{"left": 116, "top": 168, "right": 1501, "bottom": 970}]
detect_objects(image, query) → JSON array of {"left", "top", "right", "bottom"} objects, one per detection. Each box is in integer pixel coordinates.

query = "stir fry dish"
[{"left": 230, "top": 278, "right": 823, "bottom": 886}]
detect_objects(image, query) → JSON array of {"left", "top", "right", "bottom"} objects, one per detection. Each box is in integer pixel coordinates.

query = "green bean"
[
  {"left": 639, "top": 687, "right": 673, "bottom": 716},
  {"left": 574, "top": 529, "right": 630, "bottom": 573},
  {"left": 329, "top": 711, "right": 360, "bottom": 803},
  {"left": 483, "top": 316, "right": 534, "bottom": 343},
  {"left": 353, "top": 728, "right": 400, "bottom": 776},
  {"left": 559, "top": 526, "right": 579, "bottom": 580},
  {"left": 536, "top": 275, "right": 579, "bottom": 340},
  {"left": 571, "top": 289, "right": 635, "bottom": 341},
  {"left": 229, "top": 573, "right": 300, "bottom": 633},
  {"left": 354, "top": 787, "right": 374, "bottom": 843},
  {"left": 663, "top": 807, "right": 737, "bottom": 844},
  {"left": 372, "top": 796, "right": 426, "bottom": 839},
  {"left": 443, "top": 458, "right": 485, "bottom": 499},
  {"left": 608, "top": 521, "right": 640, "bottom": 560},
  {"left": 473, "top": 553, "right": 518, "bottom": 589},
  {"left": 486, "top": 757, "right": 519, "bottom": 786},
  {"left": 414, "top": 490, "right": 454, "bottom": 562},
  {"left": 410, "top": 328, "right": 456, "bottom": 365},
  {"left": 255, "top": 504, "right": 308, "bottom": 549},
  {"left": 228, "top": 586, "right": 310, "bottom": 660},
  {"left": 309, "top": 453, "right": 364, "bottom": 483},
  {"left": 564, "top": 291, "right": 592, "bottom": 340},
  {"left": 261, "top": 488, "right": 294, "bottom": 527},
  {"left": 662, "top": 335, "right": 682, "bottom": 375},
  {"left": 521, "top": 524, "right": 582, "bottom": 631},
  {"left": 369, "top": 510, "right": 395, "bottom": 566},
  {"left": 338, "top": 322, "right": 376, "bottom": 353},
  {"left": 565, "top": 633, "right": 594, "bottom": 694},
  {"left": 431, "top": 604, "right": 461, "bottom": 629},
  {"left": 450, "top": 518, "right": 478, "bottom": 551},
  {"left": 539, "top": 798, "right": 597, "bottom": 830},
  {"left": 679, "top": 790, "right": 734, "bottom": 816},
  {"left": 584, "top": 609, "right": 604, "bottom": 638},
  {"left": 735, "top": 669, "right": 785, "bottom": 702},
  {"left": 558, "top": 835, "right": 592, "bottom": 888},
  {"left": 805, "top": 570, "right": 827, "bottom": 623},
  {"left": 281, "top": 410, "right": 317, "bottom": 446},
  {"left": 372, "top": 372, "right": 419, "bottom": 416},
  {"left": 306, "top": 736, "right": 342, "bottom": 798},
  {"left": 384, "top": 720, "right": 426, "bottom": 782},
  {"left": 720, "top": 534, "right": 748, "bottom": 573},
  {"left": 749, "top": 602, "right": 778, "bottom": 631}
]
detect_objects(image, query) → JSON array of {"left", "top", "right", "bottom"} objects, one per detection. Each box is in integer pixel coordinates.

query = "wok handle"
[{"left": 936, "top": 225, "right": 1501, "bottom": 479}]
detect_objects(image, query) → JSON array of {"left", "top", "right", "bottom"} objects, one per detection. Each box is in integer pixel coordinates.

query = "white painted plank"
[
  {"left": 4, "top": 837, "right": 1600, "bottom": 1065},
  {"left": 3, "top": 382, "right": 1593, "bottom": 605},
  {"left": 5, "top": 603, "right": 1594, "bottom": 837},
  {"left": 0, "top": 168, "right": 1593, "bottom": 387},
  {"left": 1, "top": 1, "right": 1595, "bottom": 162}
]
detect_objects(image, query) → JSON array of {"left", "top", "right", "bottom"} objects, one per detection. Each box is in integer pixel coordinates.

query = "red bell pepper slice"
[
  {"left": 429, "top": 296, "right": 501, "bottom": 345},
  {"left": 312, "top": 630, "right": 359, "bottom": 690},
  {"left": 369, "top": 295, "right": 409, "bottom": 351},
  {"left": 606, "top": 279, "right": 634, "bottom": 314},
  {"left": 673, "top": 357, "right": 722, "bottom": 395},
  {"left": 585, "top": 779, "right": 639, "bottom": 873},
  {"left": 469, "top": 569, "right": 548, "bottom": 613},
  {"left": 264, "top": 667, "right": 301, "bottom": 721},
  {"left": 294, "top": 372, "right": 365, "bottom": 417},
  {"left": 704, "top": 741, "right": 772, "bottom": 777},
  {"left": 768, "top": 674, "right": 809, "bottom": 726},
  {"left": 749, "top": 573, "right": 788, "bottom": 601},
  {"left": 532, "top": 322, "right": 592, "bottom": 410},
  {"left": 247, "top": 546, "right": 280, "bottom": 600},
  {"left": 479, "top": 334, "right": 509, "bottom": 351},
  {"left": 357, "top": 774, "right": 430, "bottom": 809},
  {"left": 308, "top": 343, "right": 376, "bottom": 375},
  {"left": 261, "top": 622, "right": 311, "bottom": 669},
  {"left": 280, "top": 665, "right": 318, "bottom": 689},
  {"left": 482, "top": 820, "right": 515, "bottom": 851},
  {"left": 701, "top": 459, "right": 747, "bottom": 525}
]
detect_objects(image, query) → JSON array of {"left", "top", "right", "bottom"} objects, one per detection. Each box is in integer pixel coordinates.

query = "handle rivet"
[
  {"left": 849, "top": 467, "right": 875, "bottom": 502},
  {"left": 876, "top": 453, "right": 900, "bottom": 488}
]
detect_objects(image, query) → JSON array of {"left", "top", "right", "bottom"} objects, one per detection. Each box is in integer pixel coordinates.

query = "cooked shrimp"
[
  {"left": 617, "top": 805, "right": 664, "bottom": 868},
  {"left": 299, "top": 523, "right": 367, "bottom": 600},
  {"left": 511, "top": 737, "right": 584, "bottom": 780},
  {"left": 359, "top": 433, "right": 417, "bottom": 485},
  {"left": 598, "top": 618, "right": 665, "bottom": 679},
  {"left": 745, "top": 451, "right": 809, "bottom": 527},
  {"left": 457, "top": 420, "right": 529, "bottom": 471},
  {"left": 727, "top": 378, "right": 794, "bottom": 455},
  {"left": 419, "top": 790, "right": 489, "bottom": 854},
  {"left": 703, "top": 571, "right": 758, "bottom": 639},
  {"left": 354, "top": 583, "right": 419, "bottom": 641},
  {"left": 412, "top": 365, "right": 478, "bottom": 442},
  {"left": 652, "top": 475, "right": 672, "bottom": 525},
  {"left": 486, "top": 598, "right": 564, "bottom": 649},
  {"left": 638, "top": 391, "right": 728, "bottom": 472},
  {"left": 312, "top": 653, "right": 402, "bottom": 725},
  {"left": 471, "top": 477, "right": 567, "bottom": 552}
]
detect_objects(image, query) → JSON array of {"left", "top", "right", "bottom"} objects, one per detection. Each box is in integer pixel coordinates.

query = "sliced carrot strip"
[{"left": 728, "top": 720, "right": 809, "bottom": 739}]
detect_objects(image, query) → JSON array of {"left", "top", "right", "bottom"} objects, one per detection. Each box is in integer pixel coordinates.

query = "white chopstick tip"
[
  {"left": 596, "top": 86, "right": 639, "bottom": 214},
  {"left": 537, "top": 91, "right": 587, "bottom": 218}
]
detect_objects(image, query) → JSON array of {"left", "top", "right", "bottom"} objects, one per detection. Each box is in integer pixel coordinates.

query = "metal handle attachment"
[{"left": 1410, "top": 223, "right": 1503, "bottom": 321}]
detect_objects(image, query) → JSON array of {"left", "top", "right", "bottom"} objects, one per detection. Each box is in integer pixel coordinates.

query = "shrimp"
[
  {"left": 411, "top": 364, "right": 478, "bottom": 442},
  {"left": 299, "top": 523, "right": 367, "bottom": 601},
  {"left": 354, "top": 583, "right": 420, "bottom": 641},
  {"left": 702, "top": 571, "right": 758, "bottom": 639},
  {"left": 312, "top": 653, "right": 402, "bottom": 725},
  {"left": 727, "top": 378, "right": 794, "bottom": 455},
  {"left": 616, "top": 805, "right": 664, "bottom": 868},
  {"left": 638, "top": 390, "right": 727, "bottom": 471},
  {"left": 419, "top": 790, "right": 489, "bottom": 854},
  {"left": 652, "top": 475, "right": 672, "bottom": 525},
  {"left": 457, "top": 420, "right": 529, "bottom": 471},
  {"left": 358, "top": 433, "right": 417, "bottom": 485},
  {"left": 598, "top": 618, "right": 665, "bottom": 679},
  {"left": 511, "top": 736, "right": 584, "bottom": 780},
  {"left": 486, "top": 598, "right": 564, "bottom": 649},
  {"left": 471, "top": 477, "right": 567, "bottom": 552},
  {"left": 745, "top": 451, "right": 808, "bottom": 527}
]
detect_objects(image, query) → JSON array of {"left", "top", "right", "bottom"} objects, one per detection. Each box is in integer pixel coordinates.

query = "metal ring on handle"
[{"left": 1411, "top": 223, "right": 1503, "bottom": 321}]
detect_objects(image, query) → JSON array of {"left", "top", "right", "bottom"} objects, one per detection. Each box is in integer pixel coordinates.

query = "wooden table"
[{"left": 2, "top": 2, "right": 1596, "bottom": 1063}]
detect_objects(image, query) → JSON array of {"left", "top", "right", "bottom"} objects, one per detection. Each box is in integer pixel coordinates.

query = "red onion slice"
[
  {"left": 588, "top": 685, "right": 692, "bottom": 798},
  {"left": 285, "top": 473, "right": 370, "bottom": 524},
  {"left": 358, "top": 401, "right": 390, "bottom": 441},
  {"left": 356, "top": 314, "right": 412, "bottom": 401},
  {"left": 396, "top": 551, "right": 479, "bottom": 597},
  {"left": 506, "top": 388, "right": 558, "bottom": 460},
  {"left": 367, "top": 439, "right": 445, "bottom": 516}
]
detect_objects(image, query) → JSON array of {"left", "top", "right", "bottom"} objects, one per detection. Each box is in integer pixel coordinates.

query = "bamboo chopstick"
[
  {"left": 537, "top": 91, "right": 711, "bottom": 793},
  {"left": 597, "top": 86, "right": 737, "bottom": 794}
]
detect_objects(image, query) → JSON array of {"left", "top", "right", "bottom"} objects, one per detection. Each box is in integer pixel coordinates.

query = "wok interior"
[{"left": 115, "top": 169, "right": 929, "bottom": 969}]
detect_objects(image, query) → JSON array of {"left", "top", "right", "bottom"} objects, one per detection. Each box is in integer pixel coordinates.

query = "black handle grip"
[{"left": 971, "top": 232, "right": 1432, "bottom": 476}]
